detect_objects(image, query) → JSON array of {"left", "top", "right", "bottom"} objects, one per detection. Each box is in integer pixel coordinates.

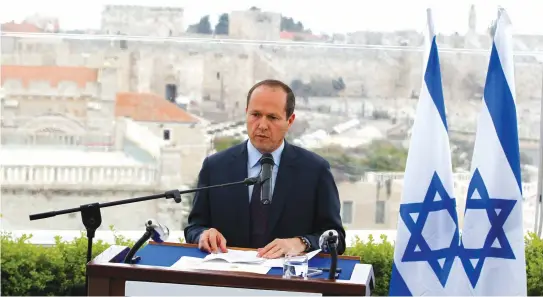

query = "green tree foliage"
[
  {"left": 213, "top": 136, "right": 244, "bottom": 152},
  {"left": 214, "top": 13, "right": 229, "bottom": 35},
  {"left": 362, "top": 140, "right": 408, "bottom": 172},
  {"left": 314, "top": 140, "right": 408, "bottom": 177},
  {"left": 186, "top": 15, "right": 212, "bottom": 34},
  {"left": 280, "top": 17, "right": 307, "bottom": 33},
  {"left": 313, "top": 145, "right": 366, "bottom": 176}
]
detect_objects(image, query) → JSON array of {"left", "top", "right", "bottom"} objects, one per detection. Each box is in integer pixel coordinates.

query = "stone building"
[
  {"left": 228, "top": 9, "right": 282, "bottom": 41},
  {"left": 101, "top": 5, "right": 184, "bottom": 37},
  {"left": 0, "top": 65, "right": 115, "bottom": 133},
  {"left": 0, "top": 62, "right": 208, "bottom": 231}
]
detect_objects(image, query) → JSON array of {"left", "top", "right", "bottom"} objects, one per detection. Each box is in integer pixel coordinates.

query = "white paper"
[
  {"left": 171, "top": 256, "right": 271, "bottom": 274},
  {"left": 201, "top": 249, "right": 322, "bottom": 268},
  {"left": 203, "top": 249, "right": 265, "bottom": 264}
]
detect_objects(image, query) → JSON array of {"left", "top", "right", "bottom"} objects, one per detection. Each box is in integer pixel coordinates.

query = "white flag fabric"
[
  {"left": 389, "top": 8, "right": 461, "bottom": 296},
  {"left": 454, "top": 8, "right": 527, "bottom": 296}
]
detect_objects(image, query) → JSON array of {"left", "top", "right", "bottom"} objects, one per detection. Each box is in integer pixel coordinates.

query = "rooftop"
[
  {"left": 1, "top": 65, "right": 98, "bottom": 88},
  {"left": 1, "top": 21, "right": 42, "bottom": 33},
  {"left": 115, "top": 92, "right": 199, "bottom": 123}
]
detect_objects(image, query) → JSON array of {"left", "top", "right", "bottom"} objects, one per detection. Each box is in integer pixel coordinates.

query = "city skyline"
[{"left": 1, "top": 0, "right": 542, "bottom": 35}]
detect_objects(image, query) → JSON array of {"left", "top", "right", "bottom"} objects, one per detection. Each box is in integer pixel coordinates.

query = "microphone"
[
  {"left": 259, "top": 153, "right": 274, "bottom": 205},
  {"left": 145, "top": 219, "right": 169, "bottom": 243},
  {"left": 319, "top": 229, "right": 339, "bottom": 252},
  {"left": 124, "top": 219, "right": 170, "bottom": 264},
  {"left": 319, "top": 230, "right": 339, "bottom": 280}
]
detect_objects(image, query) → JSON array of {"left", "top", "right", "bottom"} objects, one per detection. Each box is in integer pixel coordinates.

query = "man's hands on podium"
[
  {"left": 198, "top": 230, "right": 305, "bottom": 259},
  {"left": 257, "top": 238, "right": 306, "bottom": 259},
  {"left": 198, "top": 228, "right": 227, "bottom": 253}
]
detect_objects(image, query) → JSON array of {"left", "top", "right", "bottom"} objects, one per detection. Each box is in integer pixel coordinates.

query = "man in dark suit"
[{"left": 184, "top": 79, "right": 346, "bottom": 259}]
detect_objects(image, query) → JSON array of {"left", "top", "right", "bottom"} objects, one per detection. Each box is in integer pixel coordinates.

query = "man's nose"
[{"left": 256, "top": 118, "right": 270, "bottom": 130}]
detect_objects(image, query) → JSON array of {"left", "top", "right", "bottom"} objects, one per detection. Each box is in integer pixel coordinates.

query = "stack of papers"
[
  {"left": 171, "top": 249, "right": 322, "bottom": 275},
  {"left": 172, "top": 256, "right": 271, "bottom": 274},
  {"left": 203, "top": 249, "right": 265, "bottom": 264},
  {"left": 202, "top": 249, "right": 321, "bottom": 268}
]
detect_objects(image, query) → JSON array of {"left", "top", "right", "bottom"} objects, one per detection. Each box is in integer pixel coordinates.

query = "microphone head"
[
  {"left": 145, "top": 219, "right": 170, "bottom": 243},
  {"left": 319, "top": 229, "right": 339, "bottom": 252}
]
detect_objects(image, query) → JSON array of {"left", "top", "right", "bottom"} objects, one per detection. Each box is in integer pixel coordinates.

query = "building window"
[
  {"left": 165, "top": 84, "right": 177, "bottom": 102},
  {"left": 163, "top": 129, "right": 171, "bottom": 141},
  {"left": 375, "top": 201, "right": 385, "bottom": 224},
  {"left": 341, "top": 201, "right": 353, "bottom": 225}
]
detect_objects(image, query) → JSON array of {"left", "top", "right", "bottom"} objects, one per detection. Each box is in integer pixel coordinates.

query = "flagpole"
[{"left": 535, "top": 62, "right": 543, "bottom": 237}]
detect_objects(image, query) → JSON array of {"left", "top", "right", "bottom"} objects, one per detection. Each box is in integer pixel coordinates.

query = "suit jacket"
[{"left": 184, "top": 140, "right": 346, "bottom": 254}]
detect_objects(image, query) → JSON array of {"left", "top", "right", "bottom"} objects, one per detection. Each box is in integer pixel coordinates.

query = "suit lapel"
[
  {"left": 268, "top": 141, "right": 298, "bottom": 235},
  {"left": 229, "top": 142, "right": 251, "bottom": 241}
]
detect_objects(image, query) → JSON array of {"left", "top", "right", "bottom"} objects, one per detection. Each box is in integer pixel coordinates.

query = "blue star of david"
[
  {"left": 400, "top": 172, "right": 460, "bottom": 287},
  {"left": 458, "top": 168, "right": 517, "bottom": 288}
]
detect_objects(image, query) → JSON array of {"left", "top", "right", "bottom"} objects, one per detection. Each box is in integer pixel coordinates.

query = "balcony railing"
[
  {"left": 1, "top": 128, "right": 115, "bottom": 150},
  {"left": 0, "top": 165, "right": 159, "bottom": 190}
]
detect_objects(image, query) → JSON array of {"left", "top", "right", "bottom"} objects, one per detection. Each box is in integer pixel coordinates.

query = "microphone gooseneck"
[
  {"left": 123, "top": 219, "right": 170, "bottom": 264},
  {"left": 319, "top": 230, "right": 339, "bottom": 280}
]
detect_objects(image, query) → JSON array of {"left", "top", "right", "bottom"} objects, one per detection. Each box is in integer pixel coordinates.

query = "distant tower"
[{"left": 468, "top": 4, "right": 477, "bottom": 32}]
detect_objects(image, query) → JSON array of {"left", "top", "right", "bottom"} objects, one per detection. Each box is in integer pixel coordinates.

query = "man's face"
[{"left": 246, "top": 85, "right": 295, "bottom": 153}]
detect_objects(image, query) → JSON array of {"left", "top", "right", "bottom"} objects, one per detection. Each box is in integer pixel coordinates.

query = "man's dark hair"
[{"left": 246, "top": 79, "right": 296, "bottom": 118}]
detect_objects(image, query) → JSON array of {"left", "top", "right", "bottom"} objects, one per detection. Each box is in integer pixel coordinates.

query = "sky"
[{"left": 1, "top": 0, "right": 542, "bottom": 35}]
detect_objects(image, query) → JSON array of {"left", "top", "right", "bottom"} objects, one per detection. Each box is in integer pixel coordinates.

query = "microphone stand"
[
  {"left": 28, "top": 176, "right": 259, "bottom": 296},
  {"left": 326, "top": 231, "right": 339, "bottom": 280}
]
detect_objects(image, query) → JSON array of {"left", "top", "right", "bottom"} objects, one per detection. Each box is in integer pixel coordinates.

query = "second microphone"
[{"left": 259, "top": 153, "right": 274, "bottom": 205}]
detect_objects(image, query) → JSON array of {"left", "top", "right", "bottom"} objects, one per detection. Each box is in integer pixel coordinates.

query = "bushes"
[
  {"left": 344, "top": 234, "right": 394, "bottom": 296},
  {"left": 525, "top": 232, "right": 543, "bottom": 296},
  {"left": 1, "top": 227, "right": 135, "bottom": 296},
  {"left": 1, "top": 230, "right": 542, "bottom": 296},
  {"left": 344, "top": 232, "right": 543, "bottom": 296}
]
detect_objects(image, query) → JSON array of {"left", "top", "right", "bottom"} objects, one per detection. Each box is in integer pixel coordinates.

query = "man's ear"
[{"left": 287, "top": 113, "right": 296, "bottom": 128}]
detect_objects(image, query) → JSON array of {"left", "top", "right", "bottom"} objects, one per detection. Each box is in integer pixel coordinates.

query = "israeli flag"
[
  {"left": 389, "top": 8, "right": 461, "bottom": 296},
  {"left": 455, "top": 9, "right": 527, "bottom": 295}
]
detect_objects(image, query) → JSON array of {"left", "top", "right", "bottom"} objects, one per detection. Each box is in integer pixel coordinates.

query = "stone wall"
[
  {"left": 229, "top": 10, "right": 281, "bottom": 41},
  {"left": 101, "top": 5, "right": 184, "bottom": 37}
]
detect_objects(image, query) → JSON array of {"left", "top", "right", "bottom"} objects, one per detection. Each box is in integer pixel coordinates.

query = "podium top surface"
[
  {"left": 88, "top": 242, "right": 369, "bottom": 296},
  {"left": 134, "top": 242, "right": 359, "bottom": 281}
]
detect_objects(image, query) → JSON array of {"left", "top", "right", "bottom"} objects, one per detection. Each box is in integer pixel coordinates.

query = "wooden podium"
[{"left": 87, "top": 242, "right": 375, "bottom": 296}]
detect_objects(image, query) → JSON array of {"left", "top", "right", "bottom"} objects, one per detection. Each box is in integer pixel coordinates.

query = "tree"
[
  {"left": 280, "top": 17, "right": 306, "bottom": 32},
  {"left": 312, "top": 140, "right": 408, "bottom": 180},
  {"left": 213, "top": 136, "right": 244, "bottom": 152},
  {"left": 214, "top": 13, "right": 229, "bottom": 35},
  {"left": 361, "top": 140, "right": 408, "bottom": 172},
  {"left": 186, "top": 15, "right": 212, "bottom": 34},
  {"left": 313, "top": 145, "right": 366, "bottom": 176}
]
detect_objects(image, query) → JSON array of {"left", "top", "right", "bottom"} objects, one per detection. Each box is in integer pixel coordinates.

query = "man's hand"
[
  {"left": 257, "top": 238, "right": 305, "bottom": 259},
  {"left": 198, "top": 228, "right": 227, "bottom": 253}
]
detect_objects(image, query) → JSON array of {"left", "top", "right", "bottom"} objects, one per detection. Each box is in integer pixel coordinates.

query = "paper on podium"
[
  {"left": 203, "top": 249, "right": 265, "bottom": 264},
  {"left": 202, "top": 248, "right": 322, "bottom": 268},
  {"left": 172, "top": 256, "right": 271, "bottom": 274}
]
